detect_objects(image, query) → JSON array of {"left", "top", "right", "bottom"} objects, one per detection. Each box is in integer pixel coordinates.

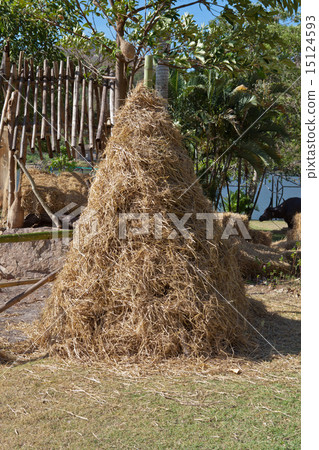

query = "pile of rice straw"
[
  {"left": 249, "top": 229, "right": 272, "bottom": 247},
  {"left": 272, "top": 213, "right": 301, "bottom": 251},
  {"left": 286, "top": 213, "right": 301, "bottom": 244},
  {"left": 236, "top": 240, "right": 291, "bottom": 278},
  {"left": 217, "top": 213, "right": 272, "bottom": 247},
  {"left": 35, "top": 84, "right": 251, "bottom": 362}
]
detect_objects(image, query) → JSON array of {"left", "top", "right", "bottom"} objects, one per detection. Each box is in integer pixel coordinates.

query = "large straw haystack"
[{"left": 36, "top": 85, "right": 250, "bottom": 361}]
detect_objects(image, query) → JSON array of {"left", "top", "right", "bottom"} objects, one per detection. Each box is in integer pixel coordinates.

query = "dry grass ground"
[
  {"left": 249, "top": 220, "right": 288, "bottom": 242},
  {"left": 0, "top": 280, "right": 300, "bottom": 449}
]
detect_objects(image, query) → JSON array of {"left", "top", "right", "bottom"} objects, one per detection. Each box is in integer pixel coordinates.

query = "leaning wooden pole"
[
  {"left": 0, "top": 229, "right": 73, "bottom": 243},
  {"left": 0, "top": 268, "right": 61, "bottom": 314},
  {"left": 13, "top": 155, "right": 61, "bottom": 228},
  {"left": 0, "top": 278, "right": 41, "bottom": 289}
]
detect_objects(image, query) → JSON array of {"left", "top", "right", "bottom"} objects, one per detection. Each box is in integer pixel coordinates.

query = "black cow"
[{"left": 259, "top": 197, "right": 301, "bottom": 228}]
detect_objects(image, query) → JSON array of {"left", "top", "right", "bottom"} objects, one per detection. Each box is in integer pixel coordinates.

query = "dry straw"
[
  {"left": 286, "top": 213, "right": 301, "bottom": 244},
  {"left": 217, "top": 212, "right": 272, "bottom": 247},
  {"left": 272, "top": 213, "right": 301, "bottom": 251},
  {"left": 35, "top": 84, "right": 251, "bottom": 362},
  {"left": 20, "top": 169, "right": 89, "bottom": 218},
  {"left": 214, "top": 213, "right": 278, "bottom": 277}
]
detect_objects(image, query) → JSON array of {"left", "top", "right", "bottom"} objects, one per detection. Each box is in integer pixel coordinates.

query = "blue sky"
[{"left": 91, "top": 1, "right": 223, "bottom": 39}]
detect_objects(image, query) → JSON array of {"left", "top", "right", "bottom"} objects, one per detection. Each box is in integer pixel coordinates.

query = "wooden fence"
[{"left": 0, "top": 42, "right": 115, "bottom": 163}]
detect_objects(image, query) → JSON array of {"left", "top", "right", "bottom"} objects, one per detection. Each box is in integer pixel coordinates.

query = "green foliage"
[
  {"left": 223, "top": 190, "right": 257, "bottom": 215},
  {"left": 48, "top": 149, "right": 77, "bottom": 173},
  {"left": 0, "top": 0, "right": 78, "bottom": 64},
  {"left": 6, "top": 0, "right": 300, "bottom": 82},
  {"left": 169, "top": 12, "right": 300, "bottom": 211}
]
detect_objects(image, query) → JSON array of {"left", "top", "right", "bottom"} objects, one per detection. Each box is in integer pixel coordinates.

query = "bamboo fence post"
[
  {"left": 8, "top": 150, "right": 15, "bottom": 208},
  {"left": 46, "top": 134, "right": 53, "bottom": 158},
  {"left": 13, "top": 155, "right": 61, "bottom": 228},
  {"left": 37, "top": 136, "right": 43, "bottom": 159},
  {"left": 40, "top": 59, "right": 48, "bottom": 141},
  {"left": 64, "top": 57, "right": 70, "bottom": 156},
  {"left": 11, "top": 62, "right": 25, "bottom": 151},
  {"left": 87, "top": 76, "right": 94, "bottom": 161},
  {"left": 31, "top": 66, "right": 40, "bottom": 152},
  {"left": 50, "top": 67, "right": 57, "bottom": 153},
  {"left": 78, "top": 67, "right": 86, "bottom": 157},
  {"left": 57, "top": 61, "right": 63, "bottom": 142},
  {"left": 71, "top": 65, "right": 80, "bottom": 154},
  {"left": 17, "top": 51, "right": 24, "bottom": 77},
  {"left": 0, "top": 41, "right": 10, "bottom": 90},
  {"left": 5, "top": 88, "right": 18, "bottom": 211},
  {"left": 19, "top": 60, "right": 31, "bottom": 161},
  {"left": 109, "top": 70, "right": 115, "bottom": 127},
  {"left": 96, "top": 78, "right": 108, "bottom": 147},
  {"left": 0, "top": 66, "right": 15, "bottom": 144},
  {"left": 0, "top": 268, "right": 61, "bottom": 314},
  {"left": 69, "top": 60, "right": 75, "bottom": 158}
]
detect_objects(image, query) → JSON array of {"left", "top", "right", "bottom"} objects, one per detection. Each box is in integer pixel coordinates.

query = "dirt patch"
[
  {"left": 0, "top": 227, "right": 70, "bottom": 342},
  {"left": 246, "top": 280, "right": 301, "bottom": 358}
]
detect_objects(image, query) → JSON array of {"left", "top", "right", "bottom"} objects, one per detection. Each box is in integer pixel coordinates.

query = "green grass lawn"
[
  {"left": 0, "top": 354, "right": 300, "bottom": 449},
  {"left": 249, "top": 220, "right": 288, "bottom": 242}
]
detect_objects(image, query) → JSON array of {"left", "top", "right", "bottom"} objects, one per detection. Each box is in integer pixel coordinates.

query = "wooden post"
[
  {"left": 11, "top": 63, "right": 25, "bottom": 151},
  {"left": 8, "top": 150, "right": 16, "bottom": 208},
  {"left": 40, "top": 59, "right": 48, "bottom": 141},
  {"left": 6, "top": 91, "right": 18, "bottom": 210},
  {"left": 144, "top": 55, "right": 154, "bottom": 89},
  {"left": 88, "top": 76, "right": 94, "bottom": 161},
  {"left": 19, "top": 61, "right": 31, "bottom": 161},
  {"left": 64, "top": 57, "right": 71, "bottom": 157},
  {"left": 50, "top": 67, "right": 57, "bottom": 152},
  {"left": 0, "top": 278, "right": 41, "bottom": 289},
  {"left": 31, "top": 66, "right": 40, "bottom": 152},
  {"left": 78, "top": 67, "right": 86, "bottom": 157},
  {"left": 71, "top": 65, "right": 80, "bottom": 152},
  {"left": 0, "top": 126, "right": 9, "bottom": 211},
  {"left": 0, "top": 65, "right": 15, "bottom": 144},
  {"left": 57, "top": 61, "right": 63, "bottom": 142},
  {"left": 96, "top": 78, "right": 108, "bottom": 145},
  {"left": 109, "top": 70, "right": 115, "bottom": 127}
]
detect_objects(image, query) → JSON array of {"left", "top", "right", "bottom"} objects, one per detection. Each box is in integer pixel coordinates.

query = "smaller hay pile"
[
  {"left": 287, "top": 213, "right": 301, "bottom": 244},
  {"left": 237, "top": 241, "right": 291, "bottom": 279},
  {"left": 20, "top": 170, "right": 89, "bottom": 218},
  {"left": 34, "top": 84, "right": 251, "bottom": 362},
  {"left": 217, "top": 212, "right": 272, "bottom": 247},
  {"left": 216, "top": 212, "right": 280, "bottom": 278},
  {"left": 249, "top": 229, "right": 272, "bottom": 247},
  {"left": 272, "top": 213, "right": 301, "bottom": 251}
]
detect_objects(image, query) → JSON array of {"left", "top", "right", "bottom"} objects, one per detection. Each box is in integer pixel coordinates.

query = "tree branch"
[{"left": 75, "top": 0, "right": 97, "bottom": 35}]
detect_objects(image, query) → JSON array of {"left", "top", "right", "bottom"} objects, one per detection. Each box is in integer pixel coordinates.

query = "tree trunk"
[
  {"left": 155, "top": 63, "right": 169, "bottom": 100},
  {"left": 155, "top": 38, "right": 170, "bottom": 100},
  {"left": 114, "top": 57, "right": 127, "bottom": 111}
]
